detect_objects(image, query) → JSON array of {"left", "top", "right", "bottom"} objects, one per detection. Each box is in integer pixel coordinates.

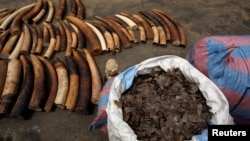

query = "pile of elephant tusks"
[{"left": 0, "top": 0, "right": 186, "bottom": 119}]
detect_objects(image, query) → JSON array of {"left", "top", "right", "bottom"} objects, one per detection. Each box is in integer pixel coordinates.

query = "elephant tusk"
[
  {"left": 43, "top": 22, "right": 57, "bottom": 59},
  {"left": 76, "top": 0, "right": 86, "bottom": 19},
  {"left": 33, "top": 24, "right": 44, "bottom": 55},
  {"left": 56, "top": 0, "right": 66, "bottom": 20},
  {"left": 32, "top": 0, "right": 48, "bottom": 23},
  {"left": 8, "top": 32, "right": 24, "bottom": 59},
  {"left": 45, "top": 0, "right": 55, "bottom": 23},
  {"left": 115, "top": 14, "right": 138, "bottom": 30},
  {"left": 22, "top": 0, "right": 43, "bottom": 23},
  {"left": 20, "top": 24, "right": 32, "bottom": 55}
]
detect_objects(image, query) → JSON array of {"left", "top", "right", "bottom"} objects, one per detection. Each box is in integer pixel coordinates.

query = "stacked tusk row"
[{"left": 0, "top": 0, "right": 186, "bottom": 119}]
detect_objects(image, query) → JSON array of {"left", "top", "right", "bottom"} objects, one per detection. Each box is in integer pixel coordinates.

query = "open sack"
[
  {"left": 107, "top": 55, "right": 234, "bottom": 141},
  {"left": 187, "top": 35, "right": 250, "bottom": 124}
]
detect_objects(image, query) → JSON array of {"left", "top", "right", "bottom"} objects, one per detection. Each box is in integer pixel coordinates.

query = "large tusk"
[
  {"left": 53, "top": 26, "right": 61, "bottom": 52},
  {"left": 65, "top": 56, "right": 79, "bottom": 111},
  {"left": 0, "top": 60, "right": 8, "bottom": 97},
  {"left": 20, "top": 24, "right": 32, "bottom": 55},
  {"left": 56, "top": 0, "right": 66, "bottom": 20},
  {"left": 132, "top": 14, "right": 154, "bottom": 39},
  {"left": 55, "top": 21, "right": 67, "bottom": 51},
  {"left": 67, "top": 16, "right": 102, "bottom": 56},
  {"left": 10, "top": 55, "right": 34, "bottom": 119},
  {"left": 53, "top": 58, "right": 69, "bottom": 109},
  {"left": 0, "top": 3, "right": 35, "bottom": 33},
  {"left": 10, "top": 6, "right": 33, "bottom": 35},
  {"left": 68, "top": 23, "right": 78, "bottom": 50},
  {"left": 82, "top": 48, "right": 102, "bottom": 105},
  {"left": 37, "top": 56, "right": 58, "bottom": 112},
  {"left": 69, "top": 23, "right": 86, "bottom": 49},
  {"left": 85, "top": 21, "right": 107, "bottom": 52},
  {"left": 28, "top": 54, "right": 45, "bottom": 112},
  {"left": 32, "top": 0, "right": 48, "bottom": 23},
  {"left": 8, "top": 32, "right": 24, "bottom": 59},
  {"left": 75, "top": 0, "right": 86, "bottom": 19},
  {"left": 61, "top": 20, "right": 73, "bottom": 56},
  {"left": 96, "top": 16, "right": 132, "bottom": 49},
  {"left": 1, "top": 34, "right": 19, "bottom": 55},
  {"left": 43, "top": 22, "right": 56, "bottom": 59},
  {"left": 29, "top": 24, "right": 38, "bottom": 54},
  {"left": 115, "top": 14, "right": 138, "bottom": 30},
  {"left": 45, "top": 0, "right": 55, "bottom": 23},
  {"left": 152, "top": 9, "right": 181, "bottom": 46},
  {"left": 68, "top": 0, "right": 77, "bottom": 17},
  {"left": 42, "top": 23, "right": 50, "bottom": 48},
  {"left": 0, "top": 29, "right": 10, "bottom": 52},
  {"left": 0, "top": 58, "right": 22, "bottom": 117},
  {"left": 22, "top": 0, "right": 43, "bottom": 23},
  {"left": 33, "top": 24, "right": 44, "bottom": 55},
  {"left": 72, "top": 50, "right": 91, "bottom": 114}
]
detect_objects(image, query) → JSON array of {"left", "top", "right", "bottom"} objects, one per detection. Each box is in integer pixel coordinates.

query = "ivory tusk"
[
  {"left": 0, "top": 59, "right": 22, "bottom": 117},
  {"left": 132, "top": 14, "right": 154, "bottom": 39},
  {"left": 67, "top": 16, "right": 102, "bottom": 56},
  {"left": 96, "top": 16, "right": 132, "bottom": 49},
  {"left": 43, "top": 22, "right": 56, "bottom": 59},
  {"left": 68, "top": 0, "right": 77, "bottom": 17},
  {"left": 65, "top": 56, "right": 79, "bottom": 111},
  {"left": 32, "top": 0, "right": 48, "bottom": 23},
  {"left": 61, "top": 20, "right": 73, "bottom": 56},
  {"left": 68, "top": 23, "right": 78, "bottom": 50},
  {"left": 0, "top": 14, "right": 11, "bottom": 25},
  {"left": 56, "top": 0, "right": 66, "bottom": 20},
  {"left": 1, "top": 34, "right": 19, "bottom": 55},
  {"left": 45, "top": 0, "right": 55, "bottom": 23},
  {"left": 10, "top": 55, "right": 34, "bottom": 119},
  {"left": 152, "top": 9, "right": 181, "bottom": 46},
  {"left": 86, "top": 21, "right": 107, "bottom": 52},
  {"left": 42, "top": 23, "right": 50, "bottom": 48},
  {"left": 0, "top": 9, "right": 14, "bottom": 18},
  {"left": 33, "top": 24, "right": 44, "bottom": 55},
  {"left": 0, "top": 29, "right": 10, "bottom": 52},
  {"left": 53, "top": 58, "right": 69, "bottom": 109},
  {"left": 72, "top": 50, "right": 91, "bottom": 114},
  {"left": 55, "top": 21, "right": 67, "bottom": 51},
  {"left": 20, "top": 24, "right": 32, "bottom": 55},
  {"left": 37, "top": 56, "right": 58, "bottom": 112},
  {"left": 29, "top": 24, "right": 38, "bottom": 54},
  {"left": 82, "top": 48, "right": 102, "bottom": 105},
  {"left": 115, "top": 14, "right": 138, "bottom": 30},
  {"left": 0, "top": 60, "right": 8, "bottom": 97},
  {"left": 54, "top": 26, "right": 61, "bottom": 52},
  {"left": 22, "top": 0, "right": 43, "bottom": 23},
  {"left": 76, "top": 0, "right": 86, "bottom": 19},
  {"left": 28, "top": 54, "right": 45, "bottom": 112},
  {"left": 8, "top": 32, "right": 24, "bottom": 59},
  {"left": 0, "top": 3, "right": 35, "bottom": 33},
  {"left": 69, "top": 23, "right": 86, "bottom": 49}
]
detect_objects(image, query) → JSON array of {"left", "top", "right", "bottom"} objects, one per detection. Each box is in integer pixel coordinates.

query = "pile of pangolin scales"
[
  {"left": 120, "top": 68, "right": 212, "bottom": 141},
  {"left": 0, "top": 0, "right": 186, "bottom": 119}
]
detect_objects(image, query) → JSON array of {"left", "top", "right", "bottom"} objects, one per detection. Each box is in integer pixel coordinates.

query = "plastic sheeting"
[{"left": 187, "top": 35, "right": 250, "bottom": 124}]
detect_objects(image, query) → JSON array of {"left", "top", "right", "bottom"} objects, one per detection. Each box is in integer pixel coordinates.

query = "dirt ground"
[{"left": 0, "top": 0, "right": 250, "bottom": 140}]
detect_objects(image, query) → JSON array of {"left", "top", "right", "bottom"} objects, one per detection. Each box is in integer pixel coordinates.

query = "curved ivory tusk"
[
  {"left": 10, "top": 55, "right": 34, "bottom": 119},
  {"left": 68, "top": 23, "right": 78, "bottom": 50},
  {"left": 54, "top": 26, "right": 61, "bottom": 52},
  {"left": 10, "top": 6, "right": 32, "bottom": 35},
  {"left": 42, "top": 23, "right": 50, "bottom": 48},
  {"left": 53, "top": 58, "right": 69, "bottom": 109},
  {"left": 8, "top": 33, "right": 24, "bottom": 59},
  {"left": 37, "top": 56, "right": 58, "bottom": 112},
  {"left": 76, "top": 0, "right": 86, "bottom": 19},
  {"left": 67, "top": 16, "right": 102, "bottom": 56},
  {"left": 56, "top": 21, "right": 67, "bottom": 51},
  {"left": 0, "top": 60, "right": 8, "bottom": 97},
  {"left": 112, "top": 32, "right": 121, "bottom": 53},
  {"left": 0, "top": 58, "right": 22, "bottom": 117},
  {"left": 65, "top": 56, "right": 79, "bottom": 111},
  {"left": 0, "top": 3, "right": 35, "bottom": 32},
  {"left": 32, "top": 0, "right": 48, "bottom": 23},
  {"left": 86, "top": 21, "right": 107, "bottom": 52},
  {"left": 33, "top": 24, "right": 44, "bottom": 55},
  {"left": 72, "top": 50, "right": 91, "bottom": 114},
  {"left": 20, "top": 24, "right": 32, "bottom": 55},
  {"left": 68, "top": 0, "right": 77, "bottom": 17},
  {"left": 45, "top": 0, "right": 55, "bottom": 23},
  {"left": 69, "top": 23, "right": 86, "bottom": 49},
  {"left": 43, "top": 22, "right": 56, "bottom": 59},
  {"left": 1, "top": 34, "right": 19, "bottom": 55},
  {"left": 115, "top": 14, "right": 138, "bottom": 30},
  {"left": 22, "top": 0, "right": 43, "bottom": 23},
  {"left": 28, "top": 54, "right": 45, "bottom": 112},
  {"left": 82, "top": 48, "right": 102, "bottom": 105},
  {"left": 132, "top": 14, "right": 154, "bottom": 39},
  {"left": 29, "top": 24, "right": 38, "bottom": 54},
  {"left": 0, "top": 29, "right": 10, "bottom": 52},
  {"left": 61, "top": 20, "right": 73, "bottom": 56},
  {"left": 56, "top": 0, "right": 66, "bottom": 20},
  {"left": 0, "top": 14, "right": 11, "bottom": 25},
  {"left": 152, "top": 9, "right": 181, "bottom": 46}
]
